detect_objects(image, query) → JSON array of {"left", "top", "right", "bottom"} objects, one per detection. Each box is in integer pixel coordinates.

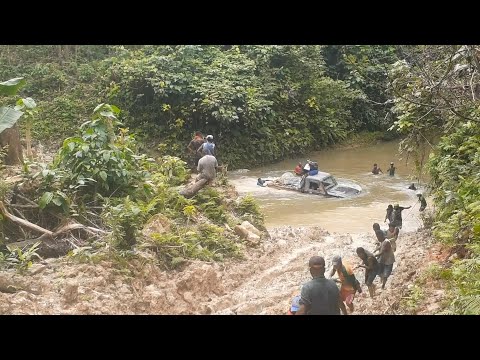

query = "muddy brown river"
[{"left": 229, "top": 141, "right": 427, "bottom": 233}]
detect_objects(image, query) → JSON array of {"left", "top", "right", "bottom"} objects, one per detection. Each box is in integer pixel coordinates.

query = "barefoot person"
[
  {"left": 329, "top": 255, "right": 361, "bottom": 315},
  {"left": 375, "top": 238, "right": 395, "bottom": 290},
  {"left": 356, "top": 247, "right": 379, "bottom": 298}
]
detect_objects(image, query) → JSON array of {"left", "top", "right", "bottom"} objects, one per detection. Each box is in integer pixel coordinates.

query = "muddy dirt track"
[{"left": 0, "top": 225, "right": 445, "bottom": 315}]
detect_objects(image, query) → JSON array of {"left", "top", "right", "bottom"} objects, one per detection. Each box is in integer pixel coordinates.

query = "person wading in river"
[
  {"left": 296, "top": 256, "right": 340, "bottom": 315},
  {"left": 355, "top": 247, "right": 379, "bottom": 298},
  {"left": 329, "top": 255, "right": 361, "bottom": 315},
  {"left": 372, "top": 163, "right": 383, "bottom": 175},
  {"left": 388, "top": 162, "right": 396, "bottom": 176}
]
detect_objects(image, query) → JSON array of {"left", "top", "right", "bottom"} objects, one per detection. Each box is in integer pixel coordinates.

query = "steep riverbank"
[{"left": 0, "top": 225, "right": 446, "bottom": 315}]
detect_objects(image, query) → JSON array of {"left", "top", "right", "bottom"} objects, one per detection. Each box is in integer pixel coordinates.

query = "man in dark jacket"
[{"left": 296, "top": 256, "right": 340, "bottom": 315}]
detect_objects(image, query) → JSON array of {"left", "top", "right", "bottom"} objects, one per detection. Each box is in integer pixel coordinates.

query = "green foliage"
[
  {"left": 155, "top": 155, "right": 189, "bottom": 186},
  {"left": 323, "top": 45, "right": 399, "bottom": 132},
  {"left": 390, "top": 45, "right": 480, "bottom": 314},
  {"left": 0, "top": 145, "right": 8, "bottom": 169},
  {"left": 102, "top": 196, "right": 146, "bottom": 249},
  {"left": 194, "top": 187, "right": 228, "bottom": 224},
  {"left": 51, "top": 103, "right": 148, "bottom": 197},
  {"left": 145, "top": 223, "right": 241, "bottom": 269},
  {"left": 0, "top": 77, "right": 25, "bottom": 96},
  {"left": 401, "top": 284, "right": 424, "bottom": 314},
  {"left": 235, "top": 194, "right": 264, "bottom": 228},
  {"left": 0, "top": 107, "right": 23, "bottom": 134},
  {"left": 103, "top": 45, "right": 361, "bottom": 168},
  {"left": 0, "top": 77, "right": 26, "bottom": 134},
  {"left": 0, "top": 242, "right": 41, "bottom": 273}
]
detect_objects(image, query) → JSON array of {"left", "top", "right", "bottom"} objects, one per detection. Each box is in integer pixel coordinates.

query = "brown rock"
[
  {"left": 246, "top": 233, "right": 260, "bottom": 246},
  {"left": 241, "top": 221, "right": 262, "bottom": 236},
  {"left": 234, "top": 225, "right": 249, "bottom": 239},
  {"left": 142, "top": 214, "right": 171, "bottom": 237},
  {"left": 63, "top": 281, "right": 79, "bottom": 304},
  {"left": 29, "top": 264, "right": 47, "bottom": 276}
]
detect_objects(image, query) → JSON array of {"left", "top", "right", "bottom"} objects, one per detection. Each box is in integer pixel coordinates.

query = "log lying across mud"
[{"left": 179, "top": 178, "right": 208, "bottom": 198}]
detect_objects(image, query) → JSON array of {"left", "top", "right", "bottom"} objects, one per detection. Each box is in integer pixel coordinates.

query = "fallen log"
[
  {"left": 0, "top": 200, "right": 108, "bottom": 249},
  {"left": 179, "top": 178, "right": 208, "bottom": 198},
  {"left": 0, "top": 201, "right": 53, "bottom": 236}
]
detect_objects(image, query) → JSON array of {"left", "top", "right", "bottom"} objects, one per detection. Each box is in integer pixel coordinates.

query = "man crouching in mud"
[
  {"left": 296, "top": 256, "right": 340, "bottom": 315},
  {"left": 355, "top": 247, "right": 379, "bottom": 298},
  {"left": 330, "top": 255, "right": 361, "bottom": 315}
]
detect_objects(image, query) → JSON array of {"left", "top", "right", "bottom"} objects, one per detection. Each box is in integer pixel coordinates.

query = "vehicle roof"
[{"left": 307, "top": 172, "right": 333, "bottom": 180}]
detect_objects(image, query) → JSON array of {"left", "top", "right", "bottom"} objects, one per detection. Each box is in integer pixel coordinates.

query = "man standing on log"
[{"left": 196, "top": 154, "right": 218, "bottom": 183}]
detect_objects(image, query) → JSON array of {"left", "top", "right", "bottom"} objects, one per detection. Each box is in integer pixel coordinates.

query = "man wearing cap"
[
  {"left": 388, "top": 162, "right": 396, "bottom": 176},
  {"left": 198, "top": 134, "right": 215, "bottom": 156},
  {"left": 392, "top": 203, "right": 411, "bottom": 229},
  {"left": 329, "top": 255, "right": 361, "bottom": 315},
  {"left": 296, "top": 256, "right": 340, "bottom": 315}
]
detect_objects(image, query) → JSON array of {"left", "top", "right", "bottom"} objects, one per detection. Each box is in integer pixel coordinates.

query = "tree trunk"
[
  {"left": 0, "top": 124, "right": 23, "bottom": 165},
  {"left": 179, "top": 178, "right": 208, "bottom": 198}
]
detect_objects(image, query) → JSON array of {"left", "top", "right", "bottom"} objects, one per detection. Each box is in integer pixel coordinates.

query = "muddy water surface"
[{"left": 229, "top": 141, "right": 426, "bottom": 233}]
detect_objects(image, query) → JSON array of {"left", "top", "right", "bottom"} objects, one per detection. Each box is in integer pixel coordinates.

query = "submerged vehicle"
[{"left": 267, "top": 171, "right": 361, "bottom": 198}]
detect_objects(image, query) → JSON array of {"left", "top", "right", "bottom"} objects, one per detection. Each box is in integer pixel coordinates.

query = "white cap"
[
  {"left": 206, "top": 135, "right": 213, "bottom": 140},
  {"left": 416, "top": 191, "right": 422, "bottom": 196}
]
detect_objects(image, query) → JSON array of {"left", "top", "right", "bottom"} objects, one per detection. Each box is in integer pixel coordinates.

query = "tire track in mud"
[
  {"left": 210, "top": 227, "right": 376, "bottom": 314},
  {"left": 209, "top": 226, "right": 436, "bottom": 315}
]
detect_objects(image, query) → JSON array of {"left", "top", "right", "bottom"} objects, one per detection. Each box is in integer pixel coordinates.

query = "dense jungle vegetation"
[{"left": 1, "top": 45, "right": 480, "bottom": 313}]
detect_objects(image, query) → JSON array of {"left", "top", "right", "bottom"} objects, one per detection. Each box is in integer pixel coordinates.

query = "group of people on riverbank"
[
  {"left": 186, "top": 131, "right": 219, "bottom": 183},
  {"left": 288, "top": 162, "right": 431, "bottom": 315}
]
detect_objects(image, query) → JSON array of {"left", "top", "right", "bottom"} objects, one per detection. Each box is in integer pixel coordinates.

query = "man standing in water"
[
  {"left": 296, "top": 256, "right": 340, "bottom": 315},
  {"left": 392, "top": 203, "right": 411, "bottom": 229},
  {"left": 388, "top": 162, "right": 396, "bottom": 176},
  {"left": 329, "top": 255, "right": 361, "bottom": 315},
  {"left": 372, "top": 163, "right": 383, "bottom": 174},
  {"left": 356, "top": 247, "right": 379, "bottom": 298}
]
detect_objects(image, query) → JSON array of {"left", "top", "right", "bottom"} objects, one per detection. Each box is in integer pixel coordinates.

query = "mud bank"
[{"left": 0, "top": 224, "right": 447, "bottom": 315}]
